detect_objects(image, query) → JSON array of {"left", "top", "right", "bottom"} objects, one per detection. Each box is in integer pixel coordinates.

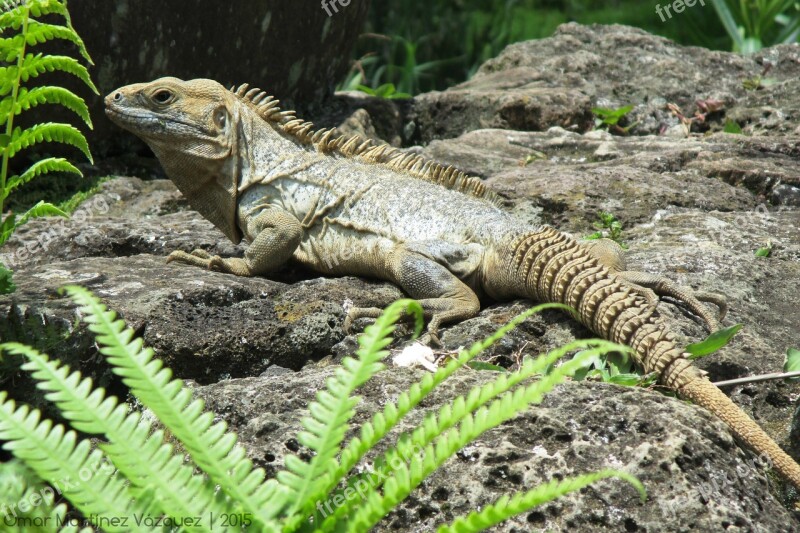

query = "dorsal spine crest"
[{"left": 229, "top": 84, "right": 501, "bottom": 205}]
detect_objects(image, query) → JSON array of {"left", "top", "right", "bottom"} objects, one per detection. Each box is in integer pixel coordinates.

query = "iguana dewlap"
[{"left": 105, "top": 77, "right": 800, "bottom": 489}]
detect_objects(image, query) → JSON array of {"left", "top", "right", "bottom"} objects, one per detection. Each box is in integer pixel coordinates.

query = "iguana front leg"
[
  {"left": 345, "top": 245, "right": 481, "bottom": 344},
  {"left": 167, "top": 207, "right": 302, "bottom": 276},
  {"left": 583, "top": 238, "right": 727, "bottom": 331}
]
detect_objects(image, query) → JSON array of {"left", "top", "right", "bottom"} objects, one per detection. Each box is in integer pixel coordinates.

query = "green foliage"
[
  {"left": 0, "top": 290, "right": 643, "bottom": 531},
  {"left": 355, "top": 82, "right": 411, "bottom": 99},
  {"left": 566, "top": 348, "right": 658, "bottom": 388},
  {"left": 710, "top": 0, "right": 800, "bottom": 52},
  {"left": 685, "top": 324, "right": 743, "bottom": 359},
  {"left": 723, "top": 118, "right": 743, "bottom": 134},
  {"left": 349, "top": 1, "right": 800, "bottom": 96},
  {"left": 0, "top": 260, "right": 13, "bottom": 292},
  {"left": 354, "top": 1, "right": 749, "bottom": 95},
  {"left": 783, "top": 347, "right": 800, "bottom": 382},
  {"left": 585, "top": 211, "right": 628, "bottom": 249},
  {"left": 592, "top": 105, "right": 636, "bottom": 134},
  {"left": 0, "top": 0, "right": 97, "bottom": 294},
  {"left": 0, "top": 460, "right": 79, "bottom": 531},
  {"left": 436, "top": 469, "right": 644, "bottom": 532},
  {"left": 754, "top": 241, "right": 773, "bottom": 257},
  {"left": 56, "top": 175, "right": 109, "bottom": 213}
]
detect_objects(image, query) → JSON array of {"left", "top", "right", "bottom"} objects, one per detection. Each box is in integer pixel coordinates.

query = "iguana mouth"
[
  {"left": 104, "top": 106, "right": 163, "bottom": 128},
  {"left": 106, "top": 106, "right": 215, "bottom": 137}
]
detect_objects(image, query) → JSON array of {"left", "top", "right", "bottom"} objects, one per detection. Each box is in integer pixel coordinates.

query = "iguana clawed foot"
[
  {"left": 344, "top": 306, "right": 443, "bottom": 346},
  {"left": 614, "top": 271, "right": 727, "bottom": 332},
  {"left": 166, "top": 249, "right": 254, "bottom": 276},
  {"left": 582, "top": 238, "right": 728, "bottom": 332}
]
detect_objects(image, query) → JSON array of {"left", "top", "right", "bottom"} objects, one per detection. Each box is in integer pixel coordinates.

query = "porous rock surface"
[
  {"left": 2, "top": 24, "right": 800, "bottom": 531},
  {"left": 411, "top": 23, "right": 800, "bottom": 142}
]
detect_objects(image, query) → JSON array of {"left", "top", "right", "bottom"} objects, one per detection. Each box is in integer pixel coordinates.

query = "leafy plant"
[
  {"left": 755, "top": 240, "right": 773, "bottom": 257},
  {"left": 723, "top": 118, "right": 743, "bottom": 134},
  {"left": 567, "top": 348, "right": 658, "bottom": 388},
  {"left": 0, "top": 288, "right": 644, "bottom": 532},
  {"left": 0, "top": 0, "right": 97, "bottom": 294},
  {"left": 784, "top": 347, "right": 800, "bottom": 382},
  {"left": 585, "top": 210, "right": 628, "bottom": 249},
  {"left": 57, "top": 174, "right": 109, "bottom": 213},
  {"left": 0, "top": 460, "right": 75, "bottom": 530},
  {"left": 685, "top": 323, "right": 743, "bottom": 359},
  {"left": 354, "top": 82, "right": 411, "bottom": 99},
  {"left": 592, "top": 105, "right": 636, "bottom": 134},
  {"left": 710, "top": 0, "right": 800, "bottom": 52}
]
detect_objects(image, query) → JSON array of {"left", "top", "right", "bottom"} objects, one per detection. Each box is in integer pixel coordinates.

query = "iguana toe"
[
  {"left": 166, "top": 249, "right": 213, "bottom": 268},
  {"left": 344, "top": 307, "right": 383, "bottom": 334},
  {"left": 695, "top": 291, "right": 728, "bottom": 322}
]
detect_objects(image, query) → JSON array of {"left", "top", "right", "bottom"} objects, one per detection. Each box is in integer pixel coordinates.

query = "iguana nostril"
[{"left": 113, "top": 92, "right": 122, "bottom": 102}]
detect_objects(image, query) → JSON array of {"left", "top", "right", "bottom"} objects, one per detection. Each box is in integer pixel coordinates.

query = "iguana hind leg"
[
  {"left": 583, "top": 238, "right": 726, "bottom": 331},
  {"left": 167, "top": 207, "right": 302, "bottom": 276},
  {"left": 345, "top": 246, "right": 480, "bottom": 344}
]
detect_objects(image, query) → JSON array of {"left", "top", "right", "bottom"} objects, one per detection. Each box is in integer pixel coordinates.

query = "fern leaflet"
[
  {"left": 1, "top": 341, "right": 234, "bottom": 533},
  {"left": 63, "top": 285, "right": 280, "bottom": 532},
  {"left": 2, "top": 156, "right": 81, "bottom": 198},
  {"left": 278, "top": 299, "right": 423, "bottom": 524},
  {"left": 345, "top": 343, "right": 630, "bottom": 530},
  {"left": 0, "top": 393, "right": 152, "bottom": 532},
  {"left": 436, "top": 469, "right": 645, "bottom": 532},
  {"left": 7, "top": 122, "right": 91, "bottom": 161}
]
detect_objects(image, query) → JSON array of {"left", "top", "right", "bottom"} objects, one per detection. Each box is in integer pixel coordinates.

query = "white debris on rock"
[{"left": 392, "top": 343, "right": 438, "bottom": 372}]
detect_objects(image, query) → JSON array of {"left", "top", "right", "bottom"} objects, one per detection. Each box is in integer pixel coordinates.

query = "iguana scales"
[{"left": 105, "top": 77, "right": 800, "bottom": 489}]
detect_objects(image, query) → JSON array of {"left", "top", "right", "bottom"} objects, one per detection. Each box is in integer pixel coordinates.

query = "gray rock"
[{"left": 411, "top": 23, "right": 800, "bottom": 142}]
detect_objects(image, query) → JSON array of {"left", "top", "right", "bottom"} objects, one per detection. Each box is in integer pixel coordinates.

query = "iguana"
[{"left": 104, "top": 77, "right": 800, "bottom": 489}]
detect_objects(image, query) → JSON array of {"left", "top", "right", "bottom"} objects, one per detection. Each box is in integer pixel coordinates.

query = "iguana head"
[{"left": 105, "top": 77, "right": 244, "bottom": 243}]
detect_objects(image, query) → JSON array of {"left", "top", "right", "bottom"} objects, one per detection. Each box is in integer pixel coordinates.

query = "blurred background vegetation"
[{"left": 343, "top": 0, "right": 800, "bottom": 95}]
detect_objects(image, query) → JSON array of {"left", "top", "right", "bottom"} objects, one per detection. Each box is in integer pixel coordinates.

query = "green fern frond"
[
  {"left": 0, "top": 53, "right": 97, "bottom": 94},
  {"left": 320, "top": 339, "right": 625, "bottom": 531},
  {"left": 7, "top": 122, "right": 91, "bottom": 161},
  {"left": 0, "top": 199, "right": 64, "bottom": 243},
  {"left": 345, "top": 343, "right": 626, "bottom": 531},
  {"left": 0, "top": 393, "right": 153, "bottom": 532},
  {"left": 62, "top": 285, "right": 280, "bottom": 532},
  {"left": 0, "top": 459, "right": 77, "bottom": 532},
  {"left": 0, "top": 86, "right": 92, "bottom": 126},
  {"left": 0, "top": 0, "right": 65, "bottom": 28},
  {"left": 278, "top": 299, "right": 422, "bottom": 523},
  {"left": 314, "top": 303, "right": 573, "bottom": 530},
  {"left": 0, "top": 341, "right": 234, "bottom": 533},
  {"left": 4, "top": 156, "right": 81, "bottom": 197},
  {"left": 437, "top": 469, "right": 645, "bottom": 532}
]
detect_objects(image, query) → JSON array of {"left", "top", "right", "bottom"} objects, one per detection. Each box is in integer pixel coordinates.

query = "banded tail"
[{"left": 501, "top": 225, "right": 800, "bottom": 488}]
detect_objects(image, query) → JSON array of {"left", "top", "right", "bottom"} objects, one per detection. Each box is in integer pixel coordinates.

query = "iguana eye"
[
  {"left": 153, "top": 90, "right": 173, "bottom": 104},
  {"left": 213, "top": 108, "right": 228, "bottom": 129}
]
